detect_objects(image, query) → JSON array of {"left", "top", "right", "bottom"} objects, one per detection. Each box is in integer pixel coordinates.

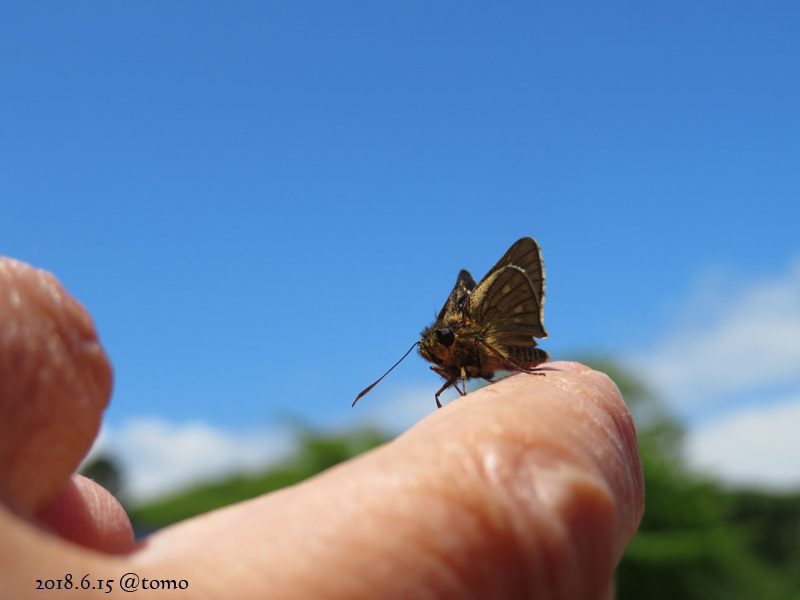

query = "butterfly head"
[{"left": 418, "top": 324, "right": 460, "bottom": 365}]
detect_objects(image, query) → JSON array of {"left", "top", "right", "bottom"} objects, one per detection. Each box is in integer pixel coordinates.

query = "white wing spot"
[{"left": 502, "top": 284, "right": 512, "bottom": 294}]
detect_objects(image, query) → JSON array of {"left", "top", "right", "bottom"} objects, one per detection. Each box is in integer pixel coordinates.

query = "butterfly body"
[
  {"left": 352, "top": 237, "right": 549, "bottom": 409},
  {"left": 419, "top": 320, "right": 548, "bottom": 386}
]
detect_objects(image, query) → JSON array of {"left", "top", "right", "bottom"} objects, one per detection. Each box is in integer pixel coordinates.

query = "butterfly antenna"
[{"left": 352, "top": 342, "right": 420, "bottom": 407}]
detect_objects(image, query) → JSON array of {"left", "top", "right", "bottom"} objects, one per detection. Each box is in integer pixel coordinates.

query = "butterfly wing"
[
  {"left": 479, "top": 237, "right": 545, "bottom": 307},
  {"left": 466, "top": 264, "right": 547, "bottom": 340},
  {"left": 435, "top": 269, "right": 477, "bottom": 323}
]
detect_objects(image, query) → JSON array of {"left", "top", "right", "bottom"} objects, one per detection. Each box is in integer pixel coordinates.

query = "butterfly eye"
[{"left": 436, "top": 328, "right": 456, "bottom": 347}]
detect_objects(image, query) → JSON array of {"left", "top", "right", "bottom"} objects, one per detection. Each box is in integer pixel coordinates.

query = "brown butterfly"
[{"left": 353, "top": 237, "right": 549, "bottom": 408}]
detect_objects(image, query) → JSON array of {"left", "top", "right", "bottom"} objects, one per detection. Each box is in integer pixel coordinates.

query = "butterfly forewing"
[
  {"left": 481, "top": 237, "right": 545, "bottom": 305},
  {"left": 467, "top": 265, "right": 547, "bottom": 339},
  {"left": 435, "top": 269, "right": 476, "bottom": 322}
]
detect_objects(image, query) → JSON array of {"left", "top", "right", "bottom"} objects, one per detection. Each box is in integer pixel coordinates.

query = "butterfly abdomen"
[{"left": 507, "top": 345, "right": 549, "bottom": 368}]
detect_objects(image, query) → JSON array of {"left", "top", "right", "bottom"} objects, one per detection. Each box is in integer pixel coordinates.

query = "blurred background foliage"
[{"left": 82, "top": 361, "right": 800, "bottom": 599}]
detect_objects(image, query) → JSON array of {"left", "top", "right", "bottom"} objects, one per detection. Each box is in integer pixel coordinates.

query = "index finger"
[{"left": 131, "top": 362, "right": 644, "bottom": 600}]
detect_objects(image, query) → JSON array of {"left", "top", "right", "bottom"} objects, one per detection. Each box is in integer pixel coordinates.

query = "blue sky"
[{"left": 2, "top": 3, "right": 799, "bottom": 500}]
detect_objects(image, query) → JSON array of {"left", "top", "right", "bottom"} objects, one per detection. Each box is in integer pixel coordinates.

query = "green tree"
[
  {"left": 583, "top": 360, "right": 800, "bottom": 600},
  {"left": 80, "top": 454, "right": 125, "bottom": 504}
]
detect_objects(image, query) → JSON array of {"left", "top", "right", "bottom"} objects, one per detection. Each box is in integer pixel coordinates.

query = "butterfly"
[{"left": 353, "top": 237, "right": 549, "bottom": 408}]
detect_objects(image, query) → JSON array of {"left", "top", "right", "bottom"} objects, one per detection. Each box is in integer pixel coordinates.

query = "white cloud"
[
  {"left": 684, "top": 397, "right": 800, "bottom": 491},
  {"left": 623, "top": 258, "right": 800, "bottom": 490},
  {"left": 630, "top": 259, "right": 800, "bottom": 414},
  {"left": 85, "top": 418, "right": 295, "bottom": 505}
]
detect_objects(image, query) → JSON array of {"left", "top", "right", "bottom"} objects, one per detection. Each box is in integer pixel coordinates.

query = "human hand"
[{"left": 0, "top": 258, "right": 644, "bottom": 599}]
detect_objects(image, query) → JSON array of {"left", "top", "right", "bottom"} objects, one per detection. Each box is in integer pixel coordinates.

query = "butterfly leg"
[
  {"left": 458, "top": 367, "right": 469, "bottom": 396},
  {"left": 434, "top": 379, "right": 455, "bottom": 408}
]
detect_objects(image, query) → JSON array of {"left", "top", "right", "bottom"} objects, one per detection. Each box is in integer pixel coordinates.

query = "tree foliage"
[{"left": 585, "top": 360, "right": 800, "bottom": 600}]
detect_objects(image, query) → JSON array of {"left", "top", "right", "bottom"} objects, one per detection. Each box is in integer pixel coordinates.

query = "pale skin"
[{"left": 0, "top": 258, "right": 644, "bottom": 600}]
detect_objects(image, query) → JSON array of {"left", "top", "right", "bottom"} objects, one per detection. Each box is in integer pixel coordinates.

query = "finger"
[
  {"left": 34, "top": 474, "right": 134, "bottom": 554},
  {"left": 133, "top": 362, "right": 643, "bottom": 600},
  {"left": 0, "top": 259, "right": 113, "bottom": 514}
]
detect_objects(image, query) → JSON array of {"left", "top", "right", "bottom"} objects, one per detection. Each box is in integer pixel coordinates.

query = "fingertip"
[
  {"left": 478, "top": 365, "right": 645, "bottom": 545},
  {"left": 391, "top": 363, "right": 644, "bottom": 595},
  {"left": 0, "top": 259, "right": 113, "bottom": 514}
]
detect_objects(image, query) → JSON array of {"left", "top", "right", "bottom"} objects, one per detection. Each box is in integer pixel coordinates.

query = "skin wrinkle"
[
  {"left": 395, "top": 495, "right": 479, "bottom": 599},
  {"left": 490, "top": 447, "right": 590, "bottom": 598},
  {"left": 479, "top": 456, "right": 554, "bottom": 598},
  {"left": 352, "top": 476, "right": 481, "bottom": 599},
  {"left": 416, "top": 455, "right": 533, "bottom": 599},
  {"left": 351, "top": 439, "right": 489, "bottom": 598},
  {"left": 280, "top": 475, "right": 415, "bottom": 599},
  {"left": 413, "top": 415, "right": 575, "bottom": 597},
  {"left": 447, "top": 454, "right": 533, "bottom": 598}
]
